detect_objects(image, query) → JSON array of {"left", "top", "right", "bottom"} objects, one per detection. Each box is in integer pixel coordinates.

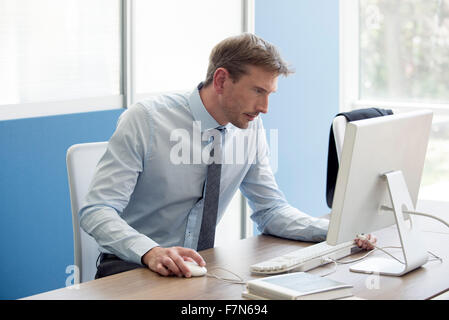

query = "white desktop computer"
[
  {"left": 249, "top": 109, "right": 439, "bottom": 277},
  {"left": 326, "top": 109, "right": 434, "bottom": 276}
]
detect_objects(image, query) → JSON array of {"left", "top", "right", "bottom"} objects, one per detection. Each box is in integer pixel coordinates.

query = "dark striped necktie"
[{"left": 197, "top": 127, "right": 225, "bottom": 251}]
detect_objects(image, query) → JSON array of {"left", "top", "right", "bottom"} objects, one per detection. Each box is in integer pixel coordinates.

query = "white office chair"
[
  {"left": 66, "top": 142, "right": 108, "bottom": 283},
  {"left": 332, "top": 115, "right": 348, "bottom": 164}
]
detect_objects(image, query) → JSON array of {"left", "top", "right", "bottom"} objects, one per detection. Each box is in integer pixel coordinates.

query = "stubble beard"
[{"left": 222, "top": 98, "right": 249, "bottom": 129}]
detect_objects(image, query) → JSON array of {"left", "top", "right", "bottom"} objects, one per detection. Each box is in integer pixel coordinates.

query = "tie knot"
[{"left": 216, "top": 126, "right": 226, "bottom": 132}]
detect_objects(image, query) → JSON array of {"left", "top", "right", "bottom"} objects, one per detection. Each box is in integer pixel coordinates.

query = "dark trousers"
[{"left": 95, "top": 253, "right": 144, "bottom": 279}]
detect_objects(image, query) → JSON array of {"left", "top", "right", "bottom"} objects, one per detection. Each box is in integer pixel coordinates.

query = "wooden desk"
[{"left": 24, "top": 200, "right": 449, "bottom": 300}]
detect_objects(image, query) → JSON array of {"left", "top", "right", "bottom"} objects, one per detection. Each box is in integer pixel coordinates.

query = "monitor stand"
[{"left": 349, "top": 170, "right": 428, "bottom": 276}]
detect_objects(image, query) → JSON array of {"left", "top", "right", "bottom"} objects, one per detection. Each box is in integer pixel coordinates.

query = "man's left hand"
[{"left": 355, "top": 234, "right": 377, "bottom": 250}]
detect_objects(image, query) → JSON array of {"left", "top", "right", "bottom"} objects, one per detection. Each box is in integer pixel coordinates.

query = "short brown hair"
[{"left": 203, "top": 33, "right": 294, "bottom": 87}]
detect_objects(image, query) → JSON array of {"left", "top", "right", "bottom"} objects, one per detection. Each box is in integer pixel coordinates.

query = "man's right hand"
[{"left": 141, "top": 246, "right": 206, "bottom": 278}]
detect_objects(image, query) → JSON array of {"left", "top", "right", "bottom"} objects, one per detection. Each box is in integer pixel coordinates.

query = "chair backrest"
[
  {"left": 332, "top": 115, "right": 348, "bottom": 164},
  {"left": 66, "top": 142, "right": 108, "bottom": 283}
]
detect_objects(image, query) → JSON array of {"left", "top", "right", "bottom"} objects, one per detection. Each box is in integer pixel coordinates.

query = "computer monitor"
[{"left": 326, "top": 109, "right": 433, "bottom": 276}]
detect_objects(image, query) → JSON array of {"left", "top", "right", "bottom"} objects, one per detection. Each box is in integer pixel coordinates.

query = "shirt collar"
[{"left": 189, "top": 82, "right": 229, "bottom": 132}]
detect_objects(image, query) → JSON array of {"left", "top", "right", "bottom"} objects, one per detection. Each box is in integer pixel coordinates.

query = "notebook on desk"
[{"left": 242, "top": 272, "right": 353, "bottom": 300}]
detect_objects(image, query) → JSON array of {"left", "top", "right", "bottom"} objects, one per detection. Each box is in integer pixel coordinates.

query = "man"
[{"left": 80, "top": 33, "right": 376, "bottom": 279}]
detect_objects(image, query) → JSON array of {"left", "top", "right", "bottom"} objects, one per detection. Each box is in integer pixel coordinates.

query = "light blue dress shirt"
[{"left": 79, "top": 85, "right": 329, "bottom": 265}]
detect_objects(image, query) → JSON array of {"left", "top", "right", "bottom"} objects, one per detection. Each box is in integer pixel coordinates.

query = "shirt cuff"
[{"left": 128, "top": 236, "right": 160, "bottom": 266}]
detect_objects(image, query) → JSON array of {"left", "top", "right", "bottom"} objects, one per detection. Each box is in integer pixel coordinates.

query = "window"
[
  {"left": 134, "top": 0, "right": 243, "bottom": 98},
  {"left": 0, "top": 0, "right": 122, "bottom": 118},
  {"left": 341, "top": 0, "right": 449, "bottom": 201},
  {"left": 360, "top": 0, "right": 449, "bottom": 103},
  {"left": 0, "top": 0, "right": 252, "bottom": 120}
]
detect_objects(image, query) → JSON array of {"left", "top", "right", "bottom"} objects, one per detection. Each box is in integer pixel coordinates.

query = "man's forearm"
[
  {"left": 257, "top": 206, "right": 329, "bottom": 243},
  {"left": 79, "top": 205, "right": 159, "bottom": 265}
]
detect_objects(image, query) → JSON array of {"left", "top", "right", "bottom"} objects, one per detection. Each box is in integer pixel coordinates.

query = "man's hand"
[
  {"left": 355, "top": 234, "right": 377, "bottom": 250},
  {"left": 141, "top": 246, "right": 206, "bottom": 278}
]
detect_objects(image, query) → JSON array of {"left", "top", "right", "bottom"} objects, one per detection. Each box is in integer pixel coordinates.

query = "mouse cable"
[
  {"left": 318, "top": 258, "right": 338, "bottom": 277},
  {"left": 206, "top": 267, "right": 247, "bottom": 285}
]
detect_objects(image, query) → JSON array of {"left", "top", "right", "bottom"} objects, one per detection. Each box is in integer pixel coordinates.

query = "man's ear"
[{"left": 213, "top": 68, "right": 229, "bottom": 94}]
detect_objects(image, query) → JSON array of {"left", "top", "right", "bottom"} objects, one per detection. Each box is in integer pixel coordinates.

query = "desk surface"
[{"left": 24, "top": 200, "right": 449, "bottom": 300}]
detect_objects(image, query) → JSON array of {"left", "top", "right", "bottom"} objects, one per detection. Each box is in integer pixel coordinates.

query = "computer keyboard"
[{"left": 250, "top": 240, "right": 361, "bottom": 275}]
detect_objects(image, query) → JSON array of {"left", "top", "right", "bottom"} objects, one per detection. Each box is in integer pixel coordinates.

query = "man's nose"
[{"left": 257, "top": 96, "right": 269, "bottom": 114}]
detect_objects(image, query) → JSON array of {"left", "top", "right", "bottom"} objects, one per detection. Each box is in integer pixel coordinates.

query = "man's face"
[{"left": 220, "top": 65, "right": 278, "bottom": 129}]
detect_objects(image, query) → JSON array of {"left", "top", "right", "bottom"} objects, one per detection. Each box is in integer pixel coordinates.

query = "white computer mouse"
[{"left": 184, "top": 261, "right": 207, "bottom": 277}]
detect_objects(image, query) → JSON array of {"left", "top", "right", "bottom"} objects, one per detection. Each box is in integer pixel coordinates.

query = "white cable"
[
  {"left": 341, "top": 236, "right": 443, "bottom": 266},
  {"left": 407, "top": 210, "right": 448, "bottom": 256},
  {"left": 405, "top": 210, "right": 449, "bottom": 229},
  {"left": 380, "top": 205, "right": 449, "bottom": 230},
  {"left": 206, "top": 208, "right": 448, "bottom": 283},
  {"left": 333, "top": 247, "right": 390, "bottom": 265},
  {"left": 427, "top": 250, "right": 443, "bottom": 263},
  {"left": 319, "top": 258, "right": 338, "bottom": 277},
  {"left": 206, "top": 267, "right": 247, "bottom": 285},
  {"left": 355, "top": 235, "right": 406, "bottom": 265},
  {"left": 373, "top": 246, "right": 406, "bottom": 264}
]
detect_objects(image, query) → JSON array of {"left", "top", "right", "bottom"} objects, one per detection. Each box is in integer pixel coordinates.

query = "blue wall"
[
  {"left": 0, "top": 109, "right": 124, "bottom": 299},
  {"left": 255, "top": 0, "right": 340, "bottom": 217}
]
